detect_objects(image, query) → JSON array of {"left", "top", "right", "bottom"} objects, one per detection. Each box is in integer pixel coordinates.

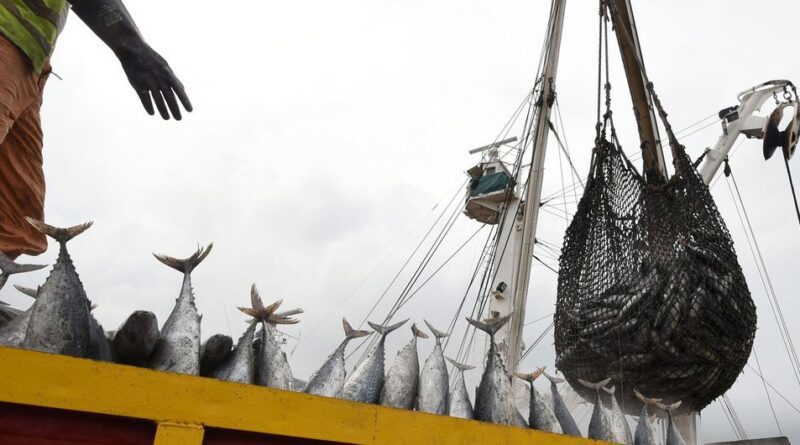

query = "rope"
[
  {"left": 783, "top": 154, "right": 800, "bottom": 227},
  {"left": 752, "top": 348, "right": 783, "bottom": 435},
  {"left": 725, "top": 159, "right": 800, "bottom": 387}
]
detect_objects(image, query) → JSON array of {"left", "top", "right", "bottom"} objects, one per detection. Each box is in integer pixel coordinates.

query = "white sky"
[{"left": 2, "top": 0, "right": 799, "bottom": 442}]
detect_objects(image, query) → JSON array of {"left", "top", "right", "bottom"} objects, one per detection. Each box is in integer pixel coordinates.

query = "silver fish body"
[
  {"left": 634, "top": 406, "right": 659, "bottom": 445},
  {"left": 342, "top": 319, "right": 407, "bottom": 404},
  {"left": 467, "top": 315, "right": 515, "bottom": 425},
  {"left": 149, "top": 244, "right": 212, "bottom": 375},
  {"left": 661, "top": 402, "right": 686, "bottom": 445},
  {"left": 380, "top": 324, "right": 424, "bottom": 409},
  {"left": 545, "top": 373, "right": 582, "bottom": 437},
  {"left": 517, "top": 370, "right": 562, "bottom": 434},
  {"left": 257, "top": 322, "right": 295, "bottom": 390},
  {"left": 112, "top": 310, "right": 159, "bottom": 366},
  {"left": 0, "top": 308, "right": 33, "bottom": 347},
  {"left": 21, "top": 221, "right": 93, "bottom": 357},
  {"left": 416, "top": 321, "right": 449, "bottom": 415},
  {"left": 88, "top": 311, "right": 113, "bottom": 361},
  {"left": 446, "top": 357, "right": 475, "bottom": 420},
  {"left": 605, "top": 386, "right": 633, "bottom": 444},
  {"left": 580, "top": 379, "right": 615, "bottom": 441},
  {"left": 215, "top": 322, "right": 256, "bottom": 384},
  {"left": 305, "top": 319, "right": 370, "bottom": 397}
]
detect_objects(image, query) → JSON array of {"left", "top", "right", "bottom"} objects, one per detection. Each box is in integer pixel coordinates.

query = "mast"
[
  {"left": 504, "top": 0, "right": 568, "bottom": 370},
  {"left": 608, "top": 0, "right": 667, "bottom": 183}
]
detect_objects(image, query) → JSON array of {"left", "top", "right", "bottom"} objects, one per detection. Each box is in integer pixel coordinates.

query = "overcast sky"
[{"left": 1, "top": 0, "right": 798, "bottom": 442}]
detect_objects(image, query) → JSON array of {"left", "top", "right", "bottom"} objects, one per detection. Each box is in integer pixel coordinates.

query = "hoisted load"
[
  {"left": 554, "top": 85, "right": 757, "bottom": 415},
  {"left": 463, "top": 144, "right": 518, "bottom": 225}
]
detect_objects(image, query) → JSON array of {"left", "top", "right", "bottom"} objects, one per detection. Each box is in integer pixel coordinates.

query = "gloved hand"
[{"left": 119, "top": 42, "right": 192, "bottom": 121}]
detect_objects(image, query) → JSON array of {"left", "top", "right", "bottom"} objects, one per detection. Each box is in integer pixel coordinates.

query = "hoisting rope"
[
  {"left": 783, "top": 154, "right": 800, "bottom": 227},
  {"left": 724, "top": 158, "right": 800, "bottom": 388}
]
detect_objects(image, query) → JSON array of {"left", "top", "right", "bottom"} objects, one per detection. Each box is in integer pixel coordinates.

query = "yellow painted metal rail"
[{"left": 0, "top": 347, "right": 608, "bottom": 444}]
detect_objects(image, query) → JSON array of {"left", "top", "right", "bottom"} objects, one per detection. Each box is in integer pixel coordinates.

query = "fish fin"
[
  {"left": 445, "top": 357, "right": 475, "bottom": 372},
  {"left": 577, "top": 377, "right": 612, "bottom": 390},
  {"left": 603, "top": 385, "right": 616, "bottom": 395},
  {"left": 367, "top": 319, "right": 408, "bottom": 337},
  {"left": 542, "top": 371, "right": 565, "bottom": 384},
  {"left": 465, "top": 313, "right": 512, "bottom": 337},
  {"left": 13, "top": 284, "right": 39, "bottom": 299},
  {"left": 153, "top": 243, "right": 213, "bottom": 274},
  {"left": 411, "top": 323, "right": 429, "bottom": 339},
  {"left": 515, "top": 367, "right": 546, "bottom": 383},
  {"left": 25, "top": 218, "right": 93, "bottom": 244},
  {"left": 0, "top": 251, "right": 46, "bottom": 290},
  {"left": 250, "top": 283, "right": 266, "bottom": 310},
  {"left": 343, "top": 318, "right": 371, "bottom": 340},
  {"left": 267, "top": 309, "right": 303, "bottom": 325},
  {"left": 655, "top": 400, "right": 682, "bottom": 412},
  {"left": 633, "top": 389, "right": 662, "bottom": 406},
  {"left": 275, "top": 308, "right": 304, "bottom": 318},
  {"left": 423, "top": 319, "right": 448, "bottom": 340},
  {"left": 239, "top": 287, "right": 285, "bottom": 321}
]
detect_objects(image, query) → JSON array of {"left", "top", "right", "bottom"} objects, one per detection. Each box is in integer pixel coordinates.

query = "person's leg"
[{"left": 0, "top": 35, "right": 47, "bottom": 260}]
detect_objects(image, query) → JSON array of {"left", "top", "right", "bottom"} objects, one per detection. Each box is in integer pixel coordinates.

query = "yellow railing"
[{"left": 0, "top": 347, "right": 608, "bottom": 444}]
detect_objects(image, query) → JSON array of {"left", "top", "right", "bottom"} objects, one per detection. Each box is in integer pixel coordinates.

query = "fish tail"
[
  {"left": 367, "top": 319, "right": 408, "bottom": 337},
  {"left": 423, "top": 319, "right": 448, "bottom": 340},
  {"left": 13, "top": 284, "right": 39, "bottom": 299},
  {"left": 465, "top": 313, "right": 512, "bottom": 338},
  {"left": 153, "top": 243, "right": 213, "bottom": 274},
  {"left": 655, "top": 400, "right": 682, "bottom": 412},
  {"left": 411, "top": 323, "right": 429, "bottom": 339},
  {"left": 577, "top": 377, "right": 612, "bottom": 390},
  {"left": 0, "top": 251, "right": 46, "bottom": 289},
  {"left": 602, "top": 385, "right": 616, "bottom": 395},
  {"left": 542, "top": 371, "right": 565, "bottom": 384},
  {"left": 239, "top": 285, "right": 298, "bottom": 323},
  {"left": 25, "top": 218, "right": 93, "bottom": 245},
  {"left": 343, "top": 318, "right": 371, "bottom": 340},
  {"left": 633, "top": 389, "right": 662, "bottom": 406},
  {"left": 445, "top": 357, "right": 475, "bottom": 372},
  {"left": 515, "top": 367, "right": 546, "bottom": 383}
]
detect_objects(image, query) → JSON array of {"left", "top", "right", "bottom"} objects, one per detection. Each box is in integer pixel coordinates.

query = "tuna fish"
[
  {"left": 465, "top": 314, "right": 515, "bottom": 425},
  {"left": 305, "top": 318, "right": 371, "bottom": 397},
  {"left": 514, "top": 408, "right": 529, "bottom": 427},
  {"left": 88, "top": 307, "right": 113, "bottom": 362},
  {"left": 579, "top": 378, "right": 615, "bottom": 441},
  {"left": 380, "top": 323, "right": 426, "bottom": 408},
  {"left": 604, "top": 386, "right": 633, "bottom": 445},
  {"left": 21, "top": 220, "right": 93, "bottom": 357},
  {"left": 544, "top": 372, "right": 582, "bottom": 436},
  {"left": 200, "top": 334, "right": 233, "bottom": 376},
  {"left": 0, "top": 285, "right": 40, "bottom": 347},
  {"left": 149, "top": 244, "right": 212, "bottom": 375},
  {"left": 0, "top": 283, "right": 38, "bottom": 327},
  {"left": 416, "top": 320, "right": 449, "bottom": 415},
  {"left": 446, "top": 357, "right": 475, "bottom": 420},
  {"left": 516, "top": 368, "right": 562, "bottom": 433},
  {"left": 342, "top": 319, "right": 408, "bottom": 404},
  {"left": 633, "top": 389, "right": 661, "bottom": 445},
  {"left": 214, "top": 313, "right": 262, "bottom": 384},
  {"left": 111, "top": 310, "right": 160, "bottom": 366},
  {"left": 658, "top": 401, "right": 686, "bottom": 445},
  {"left": 243, "top": 285, "right": 303, "bottom": 390},
  {"left": 0, "top": 251, "right": 45, "bottom": 291}
]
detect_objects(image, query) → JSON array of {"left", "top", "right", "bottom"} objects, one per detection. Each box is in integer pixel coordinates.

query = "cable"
[
  {"left": 783, "top": 155, "right": 800, "bottom": 227},
  {"left": 753, "top": 348, "right": 783, "bottom": 435}
]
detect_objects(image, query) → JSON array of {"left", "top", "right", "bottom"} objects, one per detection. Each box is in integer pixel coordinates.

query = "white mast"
[{"left": 504, "top": 0, "right": 568, "bottom": 369}]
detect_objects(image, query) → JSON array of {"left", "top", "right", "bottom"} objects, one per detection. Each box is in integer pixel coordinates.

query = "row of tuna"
[{"left": 0, "top": 220, "right": 683, "bottom": 444}]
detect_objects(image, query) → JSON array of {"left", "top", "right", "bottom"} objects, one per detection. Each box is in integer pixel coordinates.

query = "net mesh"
[{"left": 554, "top": 91, "right": 757, "bottom": 415}]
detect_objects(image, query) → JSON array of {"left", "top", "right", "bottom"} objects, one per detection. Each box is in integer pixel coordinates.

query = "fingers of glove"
[
  {"left": 171, "top": 77, "right": 193, "bottom": 113},
  {"left": 137, "top": 90, "right": 155, "bottom": 116},
  {"left": 162, "top": 86, "right": 182, "bottom": 121},
  {"left": 152, "top": 89, "right": 170, "bottom": 120}
]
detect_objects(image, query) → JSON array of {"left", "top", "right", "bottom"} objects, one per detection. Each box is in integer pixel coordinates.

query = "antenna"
[{"left": 468, "top": 137, "right": 518, "bottom": 154}]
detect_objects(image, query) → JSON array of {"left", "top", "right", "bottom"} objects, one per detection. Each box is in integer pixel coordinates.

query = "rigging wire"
[
  {"left": 296, "top": 202, "right": 441, "bottom": 348},
  {"left": 745, "top": 362, "right": 800, "bottom": 416},
  {"left": 752, "top": 348, "right": 783, "bottom": 435},
  {"left": 722, "top": 394, "right": 749, "bottom": 440},
  {"left": 783, "top": 154, "right": 800, "bottom": 227},
  {"left": 724, "top": 160, "right": 800, "bottom": 388}
]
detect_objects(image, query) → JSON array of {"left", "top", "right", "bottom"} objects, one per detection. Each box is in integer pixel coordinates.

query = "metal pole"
[{"left": 506, "top": 0, "right": 568, "bottom": 370}]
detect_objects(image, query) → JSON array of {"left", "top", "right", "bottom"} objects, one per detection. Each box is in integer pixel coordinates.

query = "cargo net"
[{"left": 554, "top": 87, "right": 757, "bottom": 415}]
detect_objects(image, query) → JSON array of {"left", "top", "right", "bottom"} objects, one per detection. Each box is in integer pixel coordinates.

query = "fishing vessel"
[{"left": 0, "top": 0, "right": 798, "bottom": 444}]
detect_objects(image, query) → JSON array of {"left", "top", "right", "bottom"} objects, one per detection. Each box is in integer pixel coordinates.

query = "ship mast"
[{"left": 504, "top": 0, "right": 568, "bottom": 370}]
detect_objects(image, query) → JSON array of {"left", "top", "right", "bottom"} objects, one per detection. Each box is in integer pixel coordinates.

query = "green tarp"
[{"left": 469, "top": 172, "right": 511, "bottom": 197}]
